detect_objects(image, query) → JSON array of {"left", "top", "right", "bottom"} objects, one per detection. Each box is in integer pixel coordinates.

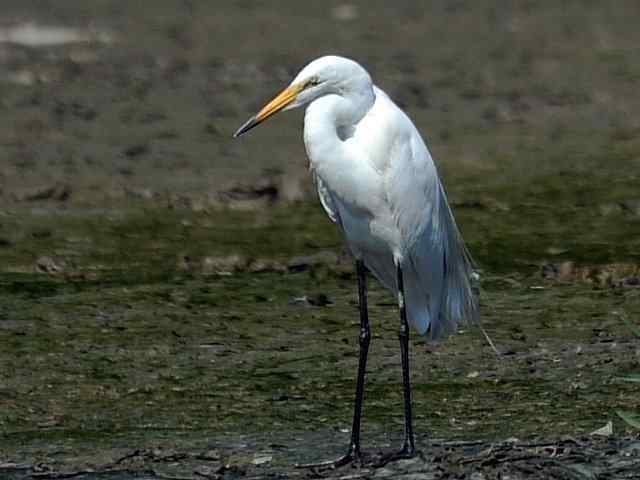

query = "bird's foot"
[
  {"left": 372, "top": 444, "right": 419, "bottom": 468},
  {"left": 295, "top": 450, "right": 364, "bottom": 471}
]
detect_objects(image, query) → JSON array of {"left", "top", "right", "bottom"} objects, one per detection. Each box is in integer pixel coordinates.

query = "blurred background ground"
[{"left": 1, "top": 1, "right": 639, "bottom": 479}]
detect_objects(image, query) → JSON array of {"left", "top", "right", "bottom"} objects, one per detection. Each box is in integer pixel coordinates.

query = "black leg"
[
  {"left": 296, "top": 259, "right": 371, "bottom": 470},
  {"left": 396, "top": 262, "right": 416, "bottom": 456},
  {"left": 373, "top": 263, "right": 417, "bottom": 467},
  {"left": 349, "top": 258, "right": 371, "bottom": 456}
]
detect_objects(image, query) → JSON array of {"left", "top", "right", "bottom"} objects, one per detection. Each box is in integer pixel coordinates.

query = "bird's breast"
[
  {"left": 303, "top": 95, "right": 404, "bottom": 257},
  {"left": 313, "top": 165, "right": 402, "bottom": 258}
]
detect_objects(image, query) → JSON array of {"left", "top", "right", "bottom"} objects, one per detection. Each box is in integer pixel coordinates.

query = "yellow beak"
[{"left": 233, "top": 83, "right": 304, "bottom": 138}]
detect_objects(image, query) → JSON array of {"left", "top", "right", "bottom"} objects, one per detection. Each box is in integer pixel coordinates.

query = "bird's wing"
[
  {"left": 369, "top": 88, "right": 478, "bottom": 338},
  {"left": 312, "top": 169, "right": 340, "bottom": 225}
]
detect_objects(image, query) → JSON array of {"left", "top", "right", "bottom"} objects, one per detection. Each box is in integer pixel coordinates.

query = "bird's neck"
[{"left": 303, "top": 89, "right": 375, "bottom": 168}]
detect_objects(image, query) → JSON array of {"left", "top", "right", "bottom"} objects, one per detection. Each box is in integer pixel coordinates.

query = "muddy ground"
[{"left": 1, "top": 1, "right": 640, "bottom": 479}]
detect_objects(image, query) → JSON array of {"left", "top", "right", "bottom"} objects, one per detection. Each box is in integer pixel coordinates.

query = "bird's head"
[{"left": 233, "top": 55, "right": 372, "bottom": 137}]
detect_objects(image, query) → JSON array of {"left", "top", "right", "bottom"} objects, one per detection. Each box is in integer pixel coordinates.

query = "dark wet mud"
[
  {"left": 1, "top": 1, "right": 640, "bottom": 479},
  {"left": 1, "top": 205, "right": 639, "bottom": 479},
  {"left": 3, "top": 437, "right": 640, "bottom": 479}
]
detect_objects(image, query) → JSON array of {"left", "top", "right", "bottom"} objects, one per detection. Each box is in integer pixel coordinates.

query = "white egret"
[{"left": 234, "top": 55, "right": 478, "bottom": 467}]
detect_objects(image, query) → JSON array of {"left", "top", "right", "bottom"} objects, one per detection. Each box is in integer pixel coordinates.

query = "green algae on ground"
[{"left": 1, "top": 201, "right": 639, "bottom": 472}]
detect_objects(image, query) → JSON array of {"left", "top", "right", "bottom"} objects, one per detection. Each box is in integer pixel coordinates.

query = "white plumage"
[
  {"left": 234, "top": 54, "right": 479, "bottom": 466},
  {"left": 289, "top": 56, "right": 478, "bottom": 338}
]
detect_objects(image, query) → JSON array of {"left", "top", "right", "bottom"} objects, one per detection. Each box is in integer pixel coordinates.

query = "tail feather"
[{"left": 406, "top": 181, "right": 478, "bottom": 340}]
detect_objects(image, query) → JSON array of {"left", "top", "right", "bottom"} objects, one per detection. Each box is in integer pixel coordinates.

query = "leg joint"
[
  {"left": 398, "top": 322, "right": 409, "bottom": 339},
  {"left": 359, "top": 327, "right": 371, "bottom": 346}
]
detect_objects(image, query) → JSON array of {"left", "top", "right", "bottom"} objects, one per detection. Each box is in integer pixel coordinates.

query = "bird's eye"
[{"left": 306, "top": 77, "right": 320, "bottom": 88}]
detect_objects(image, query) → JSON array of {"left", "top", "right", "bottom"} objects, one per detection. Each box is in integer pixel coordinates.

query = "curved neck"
[
  {"left": 303, "top": 87, "right": 375, "bottom": 167},
  {"left": 307, "top": 86, "right": 374, "bottom": 128}
]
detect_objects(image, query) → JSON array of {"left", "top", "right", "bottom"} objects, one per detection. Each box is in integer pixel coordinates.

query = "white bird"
[{"left": 234, "top": 55, "right": 478, "bottom": 468}]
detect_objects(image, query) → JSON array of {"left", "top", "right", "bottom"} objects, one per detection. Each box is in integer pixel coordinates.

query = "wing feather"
[
  {"left": 312, "top": 170, "right": 340, "bottom": 225},
  {"left": 383, "top": 100, "right": 478, "bottom": 339}
]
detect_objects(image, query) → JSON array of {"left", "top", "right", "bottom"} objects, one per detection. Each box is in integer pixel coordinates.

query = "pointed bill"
[{"left": 233, "top": 83, "right": 304, "bottom": 137}]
